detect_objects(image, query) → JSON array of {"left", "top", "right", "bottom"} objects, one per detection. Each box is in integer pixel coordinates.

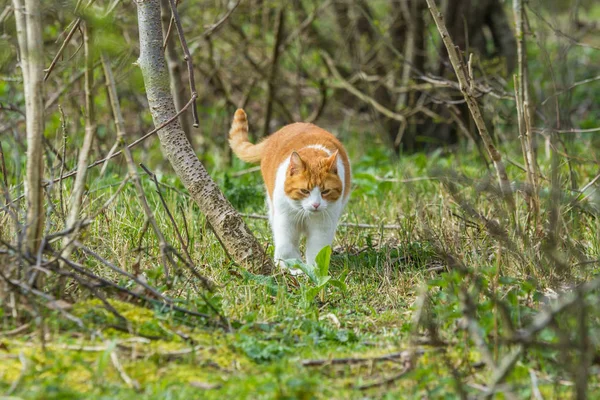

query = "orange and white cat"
[{"left": 229, "top": 109, "right": 351, "bottom": 273}]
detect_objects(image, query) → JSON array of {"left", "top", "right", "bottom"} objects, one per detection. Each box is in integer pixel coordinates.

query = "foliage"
[{"left": 285, "top": 246, "right": 348, "bottom": 307}]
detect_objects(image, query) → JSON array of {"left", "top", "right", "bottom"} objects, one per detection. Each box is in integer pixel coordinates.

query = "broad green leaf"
[
  {"left": 316, "top": 276, "right": 331, "bottom": 287},
  {"left": 328, "top": 279, "right": 347, "bottom": 294},
  {"left": 315, "top": 245, "right": 332, "bottom": 278}
]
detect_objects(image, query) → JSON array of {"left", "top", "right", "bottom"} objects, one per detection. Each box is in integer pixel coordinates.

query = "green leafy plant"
[{"left": 286, "top": 246, "right": 348, "bottom": 307}]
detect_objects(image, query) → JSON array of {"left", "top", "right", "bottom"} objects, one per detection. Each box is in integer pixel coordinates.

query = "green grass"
[{"left": 1, "top": 126, "right": 600, "bottom": 399}]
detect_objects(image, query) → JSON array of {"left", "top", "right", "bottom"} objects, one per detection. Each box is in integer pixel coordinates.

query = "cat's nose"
[{"left": 311, "top": 202, "right": 320, "bottom": 210}]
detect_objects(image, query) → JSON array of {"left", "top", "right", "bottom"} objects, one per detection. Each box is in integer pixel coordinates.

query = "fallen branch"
[
  {"left": 301, "top": 349, "right": 416, "bottom": 367},
  {"left": 241, "top": 213, "right": 402, "bottom": 230},
  {"left": 111, "top": 350, "right": 140, "bottom": 390}
]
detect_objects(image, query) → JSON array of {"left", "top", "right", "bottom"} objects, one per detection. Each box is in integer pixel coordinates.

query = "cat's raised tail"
[{"left": 228, "top": 109, "right": 266, "bottom": 163}]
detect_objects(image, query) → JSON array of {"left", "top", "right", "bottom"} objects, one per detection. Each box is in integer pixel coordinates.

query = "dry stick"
[
  {"left": 484, "top": 346, "right": 523, "bottom": 399},
  {"left": 57, "top": 106, "right": 68, "bottom": 219},
  {"left": 0, "top": 267, "right": 84, "bottom": 328},
  {"left": 101, "top": 53, "right": 171, "bottom": 282},
  {"left": 161, "top": 0, "right": 176, "bottom": 50},
  {"left": 425, "top": 0, "right": 515, "bottom": 213},
  {"left": 231, "top": 166, "right": 261, "bottom": 177},
  {"left": 540, "top": 75, "right": 600, "bottom": 106},
  {"left": 240, "top": 213, "right": 402, "bottom": 230},
  {"left": 43, "top": 0, "right": 99, "bottom": 81},
  {"left": 202, "top": 0, "right": 241, "bottom": 39},
  {"left": 302, "top": 350, "right": 415, "bottom": 366},
  {"left": 166, "top": 0, "right": 199, "bottom": 127},
  {"left": 356, "top": 366, "right": 412, "bottom": 391},
  {"left": 138, "top": 164, "right": 214, "bottom": 290},
  {"left": 44, "top": 19, "right": 81, "bottom": 82},
  {"left": 459, "top": 289, "right": 497, "bottom": 371},
  {"left": 279, "top": 0, "right": 333, "bottom": 54},
  {"left": 306, "top": 79, "right": 328, "bottom": 123},
  {"left": 56, "top": 254, "right": 210, "bottom": 320},
  {"left": 513, "top": 0, "right": 539, "bottom": 227},
  {"left": 73, "top": 243, "right": 174, "bottom": 303},
  {"left": 262, "top": 8, "right": 285, "bottom": 137},
  {"left": 575, "top": 293, "right": 589, "bottom": 400},
  {"left": 62, "top": 22, "right": 96, "bottom": 259},
  {"left": 321, "top": 51, "right": 407, "bottom": 124},
  {"left": 111, "top": 351, "right": 140, "bottom": 390}
]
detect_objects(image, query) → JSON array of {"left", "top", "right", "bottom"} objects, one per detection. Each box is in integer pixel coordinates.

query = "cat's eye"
[
  {"left": 300, "top": 189, "right": 310, "bottom": 195},
  {"left": 321, "top": 189, "right": 330, "bottom": 195}
]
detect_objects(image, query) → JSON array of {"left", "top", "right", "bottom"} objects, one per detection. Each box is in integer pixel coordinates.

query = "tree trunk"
[
  {"left": 135, "top": 0, "right": 273, "bottom": 275},
  {"left": 160, "top": 0, "right": 193, "bottom": 145},
  {"left": 13, "top": 0, "right": 44, "bottom": 257}
]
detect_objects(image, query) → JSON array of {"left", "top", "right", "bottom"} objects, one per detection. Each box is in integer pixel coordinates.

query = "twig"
[
  {"left": 62, "top": 21, "right": 96, "bottom": 259},
  {"left": 57, "top": 105, "right": 67, "bottom": 219},
  {"left": 425, "top": 0, "right": 515, "bottom": 212},
  {"left": 375, "top": 176, "right": 438, "bottom": 183},
  {"left": 262, "top": 8, "right": 285, "bottom": 137},
  {"left": 484, "top": 346, "right": 523, "bottom": 399},
  {"left": 6, "top": 351, "right": 28, "bottom": 395},
  {"left": 0, "top": 103, "right": 25, "bottom": 116},
  {"left": 0, "top": 323, "right": 31, "bottom": 337},
  {"left": 241, "top": 213, "right": 402, "bottom": 230},
  {"left": 0, "top": 267, "right": 85, "bottom": 328},
  {"left": 321, "top": 50, "right": 407, "bottom": 123},
  {"left": 546, "top": 127, "right": 600, "bottom": 134},
  {"left": 540, "top": 75, "right": 600, "bottom": 106},
  {"left": 356, "top": 366, "right": 411, "bottom": 390},
  {"left": 74, "top": 241, "right": 172, "bottom": 302},
  {"left": 306, "top": 79, "right": 328, "bottom": 123},
  {"left": 459, "top": 289, "right": 496, "bottom": 371},
  {"left": 139, "top": 163, "right": 215, "bottom": 293},
  {"left": 302, "top": 349, "right": 415, "bottom": 366},
  {"left": 231, "top": 166, "right": 261, "bottom": 177},
  {"left": 56, "top": 254, "right": 211, "bottom": 320},
  {"left": 111, "top": 350, "right": 140, "bottom": 390},
  {"left": 202, "top": 0, "right": 241, "bottom": 38},
  {"left": 167, "top": 0, "right": 199, "bottom": 127},
  {"left": 44, "top": 19, "right": 81, "bottom": 82}
]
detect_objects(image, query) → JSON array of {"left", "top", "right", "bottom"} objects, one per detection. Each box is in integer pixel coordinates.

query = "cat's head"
[{"left": 283, "top": 149, "right": 342, "bottom": 213}]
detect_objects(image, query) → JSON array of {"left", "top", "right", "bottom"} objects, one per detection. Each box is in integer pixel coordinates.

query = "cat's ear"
[
  {"left": 289, "top": 151, "right": 305, "bottom": 175},
  {"left": 325, "top": 150, "right": 339, "bottom": 174}
]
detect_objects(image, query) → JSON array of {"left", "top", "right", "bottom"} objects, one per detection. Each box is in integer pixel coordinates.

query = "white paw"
[
  {"left": 287, "top": 267, "right": 304, "bottom": 276},
  {"left": 276, "top": 259, "right": 304, "bottom": 276}
]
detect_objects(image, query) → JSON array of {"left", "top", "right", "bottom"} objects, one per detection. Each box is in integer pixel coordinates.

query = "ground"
[{"left": 1, "top": 126, "right": 599, "bottom": 399}]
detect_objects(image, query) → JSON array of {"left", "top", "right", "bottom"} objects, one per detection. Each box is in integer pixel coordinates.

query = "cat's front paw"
[
  {"left": 276, "top": 259, "right": 305, "bottom": 276},
  {"left": 287, "top": 267, "right": 304, "bottom": 276}
]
